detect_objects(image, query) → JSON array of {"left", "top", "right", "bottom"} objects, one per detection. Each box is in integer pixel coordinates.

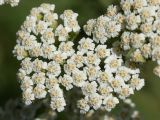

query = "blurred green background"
[{"left": 0, "top": 0, "right": 160, "bottom": 120}]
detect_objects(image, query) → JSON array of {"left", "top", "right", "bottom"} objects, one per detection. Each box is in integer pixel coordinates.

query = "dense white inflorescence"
[
  {"left": 13, "top": 3, "right": 145, "bottom": 113},
  {"left": 83, "top": 6, "right": 124, "bottom": 44},
  {"left": 76, "top": 37, "right": 144, "bottom": 113},
  {"left": 13, "top": 3, "right": 80, "bottom": 112},
  {"left": 120, "top": 0, "right": 160, "bottom": 77},
  {"left": 0, "top": 0, "right": 20, "bottom": 7},
  {"left": 84, "top": 0, "right": 160, "bottom": 77}
]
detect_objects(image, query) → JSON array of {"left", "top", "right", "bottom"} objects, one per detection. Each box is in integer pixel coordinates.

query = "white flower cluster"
[
  {"left": 83, "top": 5, "right": 124, "bottom": 44},
  {"left": 0, "top": 0, "right": 20, "bottom": 7},
  {"left": 13, "top": 3, "right": 144, "bottom": 114},
  {"left": 84, "top": 0, "right": 160, "bottom": 77},
  {"left": 13, "top": 3, "right": 80, "bottom": 112},
  {"left": 120, "top": 0, "right": 160, "bottom": 77},
  {"left": 76, "top": 38, "right": 144, "bottom": 113}
]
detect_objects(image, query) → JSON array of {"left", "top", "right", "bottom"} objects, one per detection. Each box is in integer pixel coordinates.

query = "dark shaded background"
[{"left": 0, "top": 0, "right": 160, "bottom": 120}]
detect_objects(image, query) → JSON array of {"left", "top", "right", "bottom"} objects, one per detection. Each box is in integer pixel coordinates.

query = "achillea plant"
[
  {"left": 84, "top": 0, "right": 160, "bottom": 77},
  {"left": 13, "top": 3, "right": 146, "bottom": 115}
]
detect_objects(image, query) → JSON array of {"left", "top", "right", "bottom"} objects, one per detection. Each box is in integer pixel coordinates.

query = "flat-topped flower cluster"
[
  {"left": 13, "top": 3, "right": 80, "bottom": 112},
  {"left": 0, "top": 0, "right": 20, "bottom": 7},
  {"left": 13, "top": 3, "right": 145, "bottom": 113},
  {"left": 76, "top": 38, "right": 144, "bottom": 113},
  {"left": 84, "top": 0, "right": 160, "bottom": 77}
]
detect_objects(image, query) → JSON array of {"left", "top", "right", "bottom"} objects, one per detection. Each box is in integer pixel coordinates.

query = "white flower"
[
  {"left": 84, "top": 65, "right": 100, "bottom": 81},
  {"left": 13, "top": 45, "right": 28, "bottom": 60},
  {"left": 140, "top": 22, "right": 153, "bottom": 37},
  {"left": 72, "top": 70, "right": 87, "bottom": 87},
  {"left": 96, "top": 15, "right": 110, "bottom": 27},
  {"left": 83, "top": 19, "right": 95, "bottom": 36},
  {"left": 43, "top": 12, "right": 58, "bottom": 24},
  {"left": 93, "top": 27, "right": 107, "bottom": 44},
  {"left": 88, "top": 93, "right": 102, "bottom": 110},
  {"left": 133, "top": 0, "right": 147, "bottom": 9},
  {"left": 115, "top": 66, "right": 132, "bottom": 81},
  {"left": 91, "top": 16, "right": 111, "bottom": 44},
  {"left": 114, "top": 13, "right": 125, "bottom": 25},
  {"left": 140, "top": 43, "right": 151, "bottom": 58},
  {"left": 97, "top": 71, "right": 113, "bottom": 84},
  {"left": 32, "top": 72, "right": 46, "bottom": 85},
  {"left": 98, "top": 84, "right": 113, "bottom": 97},
  {"left": 59, "top": 74, "right": 73, "bottom": 90},
  {"left": 21, "top": 76, "right": 33, "bottom": 91},
  {"left": 84, "top": 51, "right": 100, "bottom": 66},
  {"left": 121, "top": 32, "right": 131, "bottom": 50},
  {"left": 64, "top": 19, "right": 80, "bottom": 32},
  {"left": 60, "top": 10, "right": 80, "bottom": 32},
  {"left": 130, "top": 74, "right": 145, "bottom": 90},
  {"left": 131, "top": 49, "right": 145, "bottom": 62},
  {"left": 47, "top": 61, "right": 61, "bottom": 77},
  {"left": 22, "top": 88, "right": 35, "bottom": 105},
  {"left": 58, "top": 41, "right": 74, "bottom": 57},
  {"left": 30, "top": 8, "right": 41, "bottom": 17},
  {"left": 50, "top": 97, "right": 66, "bottom": 112},
  {"left": 21, "top": 35, "right": 37, "bottom": 50},
  {"left": 104, "top": 55, "right": 123, "bottom": 73},
  {"left": 16, "top": 30, "right": 30, "bottom": 43},
  {"left": 48, "top": 84, "right": 63, "bottom": 98},
  {"left": 103, "top": 95, "right": 119, "bottom": 111},
  {"left": 64, "top": 60, "right": 77, "bottom": 75},
  {"left": 40, "top": 3, "right": 55, "bottom": 12},
  {"left": 120, "top": 0, "right": 133, "bottom": 13},
  {"left": 33, "top": 84, "right": 47, "bottom": 99},
  {"left": 33, "top": 21, "right": 49, "bottom": 35},
  {"left": 126, "top": 13, "right": 141, "bottom": 30},
  {"left": 32, "top": 59, "right": 47, "bottom": 72},
  {"left": 28, "top": 43, "right": 42, "bottom": 57},
  {"left": 20, "top": 58, "right": 33, "bottom": 74},
  {"left": 77, "top": 98, "right": 90, "bottom": 113},
  {"left": 109, "top": 78, "right": 125, "bottom": 91},
  {"left": 55, "top": 24, "right": 69, "bottom": 41},
  {"left": 78, "top": 38, "right": 95, "bottom": 53},
  {"left": 17, "top": 69, "right": 27, "bottom": 80},
  {"left": 45, "top": 76, "right": 58, "bottom": 89},
  {"left": 106, "top": 21, "right": 121, "bottom": 38},
  {"left": 130, "top": 33, "right": 145, "bottom": 48},
  {"left": 150, "top": 35, "right": 160, "bottom": 48},
  {"left": 41, "top": 28, "right": 55, "bottom": 44},
  {"left": 107, "top": 5, "right": 118, "bottom": 17},
  {"left": 70, "top": 51, "right": 84, "bottom": 68},
  {"left": 139, "top": 6, "right": 157, "bottom": 22},
  {"left": 117, "top": 85, "right": 134, "bottom": 99},
  {"left": 81, "top": 81, "right": 97, "bottom": 96},
  {"left": 42, "top": 43, "right": 56, "bottom": 59},
  {"left": 60, "top": 9, "right": 78, "bottom": 21},
  {"left": 95, "top": 45, "right": 110, "bottom": 58},
  {"left": 51, "top": 51, "right": 67, "bottom": 64},
  {"left": 22, "top": 16, "right": 36, "bottom": 32}
]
